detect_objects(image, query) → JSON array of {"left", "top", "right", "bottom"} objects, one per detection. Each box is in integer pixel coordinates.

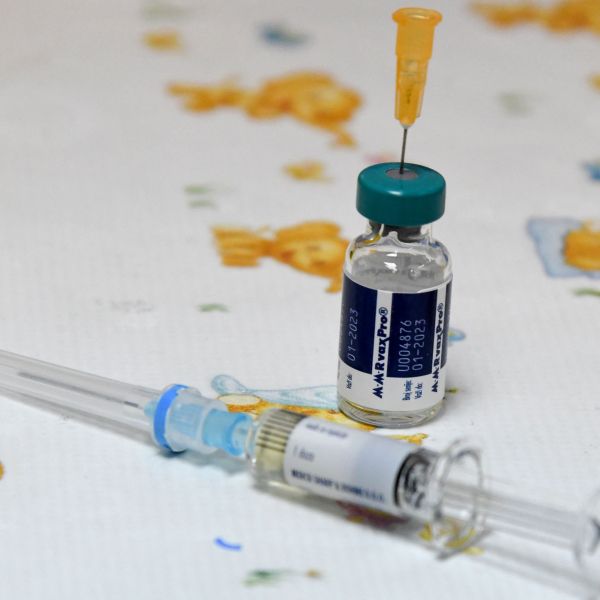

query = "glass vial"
[
  {"left": 246, "top": 408, "right": 438, "bottom": 517},
  {"left": 337, "top": 162, "right": 452, "bottom": 428}
]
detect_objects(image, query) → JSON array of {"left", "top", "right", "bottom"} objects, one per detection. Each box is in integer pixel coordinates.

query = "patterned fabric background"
[{"left": 0, "top": 0, "right": 598, "bottom": 598}]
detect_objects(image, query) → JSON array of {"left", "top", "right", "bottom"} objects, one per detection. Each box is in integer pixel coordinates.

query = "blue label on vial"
[
  {"left": 386, "top": 288, "right": 438, "bottom": 378},
  {"left": 338, "top": 276, "right": 377, "bottom": 374},
  {"left": 338, "top": 274, "right": 451, "bottom": 411}
]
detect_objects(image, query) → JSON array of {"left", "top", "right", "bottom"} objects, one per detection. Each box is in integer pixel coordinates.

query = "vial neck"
[{"left": 369, "top": 221, "right": 432, "bottom": 242}]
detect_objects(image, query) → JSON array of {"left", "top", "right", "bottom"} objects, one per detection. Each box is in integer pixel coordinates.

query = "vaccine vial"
[{"left": 337, "top": 162, "right": 452, "bottom": 428}]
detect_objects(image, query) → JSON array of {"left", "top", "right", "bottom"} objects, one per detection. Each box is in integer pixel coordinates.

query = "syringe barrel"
[
  {"left": 246, "top": 409, "right": 599, "bottom": 583},
  {"left": 0, "top": 350, "right": 157, "bottom": 433},
  {"left": 247, "top": 408, "right": 438, "bottom": 516}
]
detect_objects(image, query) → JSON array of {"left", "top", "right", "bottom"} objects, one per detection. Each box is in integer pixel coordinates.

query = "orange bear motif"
[{"left": 213, "top": 221, "right": 348, "bottom": 292}]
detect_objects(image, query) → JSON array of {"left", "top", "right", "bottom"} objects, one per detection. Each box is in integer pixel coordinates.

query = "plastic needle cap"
[{"left": 392, "top": 8, "right": 442, "bottom": 128}]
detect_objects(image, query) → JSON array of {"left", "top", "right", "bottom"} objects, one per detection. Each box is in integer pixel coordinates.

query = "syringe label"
[
  {"left": 338, "top": 275, "right": 451, "bottom": 411},
  {"left": 283, "top": 417, "right": 413, "bottom": 514}
]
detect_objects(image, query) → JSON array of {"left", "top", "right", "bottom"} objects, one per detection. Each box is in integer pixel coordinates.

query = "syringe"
[
  {"left": 392, "top": 8, "right": 442, "bottom": 173},
  {"left": 0, "top": 349, "right": 598, "bottom": 586}
]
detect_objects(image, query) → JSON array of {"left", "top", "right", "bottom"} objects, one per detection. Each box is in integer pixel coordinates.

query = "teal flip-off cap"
[{"left": 356, "top": 162, "right": 445, "bottom": 226}]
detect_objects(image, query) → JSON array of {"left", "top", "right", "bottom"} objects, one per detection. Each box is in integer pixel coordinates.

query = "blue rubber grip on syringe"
[
  {"left": 149, "top": 383, "right": 252, "bottom": 456},
  {"left": 153, "top": 384, "right": 189, "bottom": 452}
]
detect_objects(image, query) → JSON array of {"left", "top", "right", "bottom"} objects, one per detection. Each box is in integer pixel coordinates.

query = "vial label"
[
  {"left": 338, "top": 274, "right": 451, "bottom": 412},
  {"left": 283, "top": 417, "right": 412, "bottom": 514}
]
